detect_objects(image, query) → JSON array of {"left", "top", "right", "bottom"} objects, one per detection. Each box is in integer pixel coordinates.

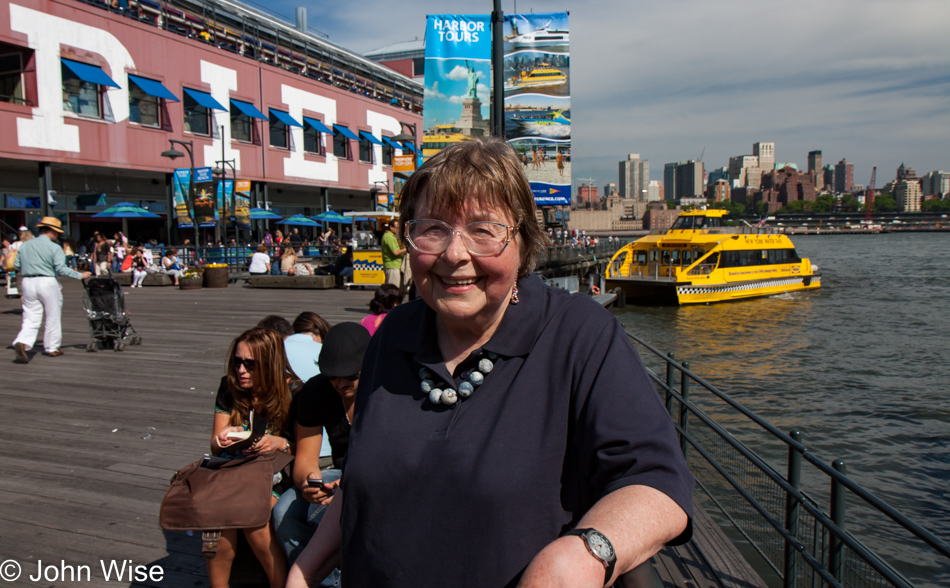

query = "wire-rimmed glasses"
[{"left": 404, "top": 219, "right": 519, "bottom": 256}]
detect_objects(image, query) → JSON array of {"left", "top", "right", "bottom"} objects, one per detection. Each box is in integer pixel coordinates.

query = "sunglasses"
[
  {"left": 233, "top": 356, "right": 257, "bottom": 372},
  {"left": 330, "top": 373, "right": 360, "bottom": 382}
]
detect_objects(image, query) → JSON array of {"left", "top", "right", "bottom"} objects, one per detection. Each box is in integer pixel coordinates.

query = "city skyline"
[{"left": 273, "top": 0, "right": 950, "bottom": 192}]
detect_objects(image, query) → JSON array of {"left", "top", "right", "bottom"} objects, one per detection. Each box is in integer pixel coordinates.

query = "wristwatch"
[{"left": 564, "top": 528, "right": 616, "bottom": 586}]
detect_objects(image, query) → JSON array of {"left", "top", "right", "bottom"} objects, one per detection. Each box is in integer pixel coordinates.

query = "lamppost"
[
  {"left": 392, "top": 122, "right": 417, "bottom": 154},
  {"left": 160, "top": 139, "right": 199, "bottom": 262}
]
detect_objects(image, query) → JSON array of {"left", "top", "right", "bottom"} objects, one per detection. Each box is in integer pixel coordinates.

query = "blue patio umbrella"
[
  {"left": 278, "top": 215, "right": 322, "bottom": 227},
  {"left": 92, "top": 202, "right": 161, "bottom": 219},
  {"left": 312, "top": 211, "right": 351, "bottom": 223},
  {"left": 250, "top": 207, "right": 283, "bottom": 220}
]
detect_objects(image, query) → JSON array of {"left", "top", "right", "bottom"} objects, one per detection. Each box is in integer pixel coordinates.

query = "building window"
[
  {"left": 382, "top": 141, "right": 393, "bottom": 166},
  {"left": 128, "top": 78, "right": 161, "bottom": 128},
  {"left": 333, "top": 131, "right": 349, "bottom": 159},
  {"left": 269, "top": 110, "right": 288, "bottom": 149},
  {"left": 183, "top": 91, "right": 210, "bottom": 136},
  {"left": 232, "top": 110, "right": 251, "bottom": 142},
  {"left": 358, "top": 134, "right": 374, "bottom": 163},
  {"left": 303, "top": 125, "right": 322, "bottom": 154},
  {"left": 62, "top": 63, "right": 100, "bottom": 118},
  {"left": 412, "top": 57, "right": 425, "bottom": 77},
  {"left": 0, "top": 52, "right": 25, "bottom": 104}
]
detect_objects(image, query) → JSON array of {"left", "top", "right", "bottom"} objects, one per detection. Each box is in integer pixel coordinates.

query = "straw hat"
[{"left": 36, "top": 216, "right": 64, "bottom": 234}]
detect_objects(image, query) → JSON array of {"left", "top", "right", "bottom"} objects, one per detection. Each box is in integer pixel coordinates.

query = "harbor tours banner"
[
  {"left": 504, "top": 12, "right": 571, "bottom": 206},
  {"left": 216, "top": 178, "right": 233, "bottom": 224},
  {"left": 422, "top": 14, "right": 491, "bottom": 163},
  {"left": 234, "top": 179, "right": 251, "bottom": 227}
]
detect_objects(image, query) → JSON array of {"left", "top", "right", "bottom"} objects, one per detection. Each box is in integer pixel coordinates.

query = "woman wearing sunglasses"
[
  {"left": 289, "top": 139, "right": 694, "bottom": 587},
  {"left": 209, "top": 327, "right": 294, "bottom": 588}
]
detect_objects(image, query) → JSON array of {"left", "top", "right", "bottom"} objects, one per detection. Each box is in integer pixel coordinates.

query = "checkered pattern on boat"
[
  {"left": 676, "top": 276, "right": 817, "bottom": 296},
  {"left": 353, "top": 261, "right": 384, "bottom": 271}
]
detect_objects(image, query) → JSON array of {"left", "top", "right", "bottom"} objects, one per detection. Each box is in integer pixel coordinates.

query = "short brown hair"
[
  {"left": 398, "top": 137, "right": 548, "bottom": 277},
  {"left": 293, "top": 311, "right": 331, "bottom": 339}
]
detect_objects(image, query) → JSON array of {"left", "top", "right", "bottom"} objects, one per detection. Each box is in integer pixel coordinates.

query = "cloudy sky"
[{"left": 275, "top": 0, "right": 950, "bottom": 191}]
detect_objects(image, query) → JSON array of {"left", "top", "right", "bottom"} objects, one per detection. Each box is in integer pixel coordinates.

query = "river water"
[{"left": 611, "top": 232, "right": 950, "bottom": 585}]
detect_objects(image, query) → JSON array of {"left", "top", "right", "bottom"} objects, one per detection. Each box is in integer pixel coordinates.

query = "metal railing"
[
  {"left": 151, "top": 244, "right": 338, "bottom": 274},
  {"left": 624, "top": 330, "right": 950, "bottom": 588}
]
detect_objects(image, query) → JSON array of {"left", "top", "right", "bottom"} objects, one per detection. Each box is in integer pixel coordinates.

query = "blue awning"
[
  {"left": 402, "top": 142, "right": 416, "bottom": 153},
  {"left": 359, "top": 131, "right": 384, "bottom": 145},
  {"left": 269, "top": 109, "right": 303, "bottom": 127},
  {"left": 230, "top": 99, "right": 267, "bottom": 120},
  {"left": 62, "top": 58, "right": 120, "bottom": 88},
  {"left": 333, "top": 124, "right": 360, "bottom": 141},
  {"left": 182, "top": 88, "right": 227, "bottom": 111},
  {"left": 302, "top": 117, "right": 333, "bottom": 134},
  {"left": 127, "top": 74, "right": 178, "bottom": 101},
  {"left": 381, "top": 136, "right": 403, "bottom": 150}
]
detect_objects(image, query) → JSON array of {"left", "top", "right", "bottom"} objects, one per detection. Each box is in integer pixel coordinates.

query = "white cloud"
[{"left": 446, "top": 65, "right": 469, "bottom": 81}]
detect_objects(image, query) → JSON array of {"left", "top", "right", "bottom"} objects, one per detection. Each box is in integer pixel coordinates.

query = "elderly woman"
[{"left": 288, "top": 138, "right": 693, "bottom": 587}]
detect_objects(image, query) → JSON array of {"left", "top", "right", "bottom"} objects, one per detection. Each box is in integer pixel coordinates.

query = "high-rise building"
[
  {"left": 728, "top": 155, "right": 763, "bottom": 188},
  {"left": 619, "top": 154, "right": 650, "bottom": 200},
  {"left": 895, "top": 180, "right": 922, "bottom": 212},
  {"left": 707, "top": 167, "right": 729, "bottom": 186},
  {"left": 759, "top": 166, "right": 817, "bottom": 213},
  {"left": 664, "top": 160, "right": 704, "bottom": 200},
  {"left": 835, "top": 159, "right": 854, "bottom": 193},
  {"left": 823, "top": 165, "right": 835, "bottom": 191},
  {"left": 808, "top": 151, "right": 822, "bottom": 186},
  {"left": 753, "top": 142, "right": 775, "bottom": 171},
  {"left": 576, "top": 184, "right": 599, "bottom": 208},
  {"left": 648, "top": 180, "right": 662, "bottom": 201},
  {"left": 920, "top": 171, "right": 950, "bottom": 196},
  {"left": 603, "top": 182, "right": 618, "bottom": 197}
]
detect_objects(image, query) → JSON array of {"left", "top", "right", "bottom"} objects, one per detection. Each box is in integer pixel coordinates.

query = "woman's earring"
[{"left": 510, "top": 281, "right": 519, "bottom": 305}]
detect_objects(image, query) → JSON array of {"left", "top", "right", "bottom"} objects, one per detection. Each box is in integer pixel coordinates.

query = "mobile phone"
[{"left": 307, "top": 478, "right": 324, "bottom": 487}]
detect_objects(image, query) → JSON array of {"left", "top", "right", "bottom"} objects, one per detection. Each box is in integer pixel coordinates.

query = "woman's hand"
[
  {"left": 301, "top": 472, "right": 339, "bottom": 506},
  {"left": 246, "top": 433, "right": 288, "bottom": 455},
  {"left": 213, "top": 425, "right": 245, "bottom": 449}
]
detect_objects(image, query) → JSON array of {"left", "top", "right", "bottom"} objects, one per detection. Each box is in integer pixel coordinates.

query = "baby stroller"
[{"left": 82, "top": 277, "right": 142, "bottom": 351}]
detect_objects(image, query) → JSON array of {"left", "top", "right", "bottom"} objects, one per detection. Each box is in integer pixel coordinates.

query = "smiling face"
[
  {"left": 234, "top": 341, "right": 256, "bottom": 390},
  {"left": 409, "top": 190, "right": 522, "bottom": 337}
]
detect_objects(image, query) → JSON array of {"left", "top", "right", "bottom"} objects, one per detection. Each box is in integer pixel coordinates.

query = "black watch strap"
[{"left": 564, "top": 528, "right": 616, "bottom": 586}]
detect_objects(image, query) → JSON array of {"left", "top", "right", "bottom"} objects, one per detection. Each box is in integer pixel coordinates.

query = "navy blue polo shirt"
[{"left": 341, "top": 273, "right": 693, "bottom": 587}]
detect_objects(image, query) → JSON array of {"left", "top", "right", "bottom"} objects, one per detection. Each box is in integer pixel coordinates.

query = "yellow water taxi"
[
  {"left": 422, "top": 125, "right": 476, "bottom": 161},
  {"left": 505, "top": 65, "right": 567, "bottom": 90},
  {"left": 605, "top": 209, "right": 821, "bottom": 305}
]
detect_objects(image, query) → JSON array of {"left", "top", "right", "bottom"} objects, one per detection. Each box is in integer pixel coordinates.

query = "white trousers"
[{"left": 13, "top": 277, "right": 63, "bottom": 352}]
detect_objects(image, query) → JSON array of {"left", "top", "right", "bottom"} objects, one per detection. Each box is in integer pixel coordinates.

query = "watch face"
[{"left": 587, "top": 530, "right": 615, "bottom": 560}]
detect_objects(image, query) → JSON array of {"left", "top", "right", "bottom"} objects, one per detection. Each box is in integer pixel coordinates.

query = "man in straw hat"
[{"left": 11, "top": 217, "right": 91, "bottom": 363}]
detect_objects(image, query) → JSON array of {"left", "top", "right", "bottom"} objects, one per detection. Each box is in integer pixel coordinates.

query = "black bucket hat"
[{"left": 318, "top": 322, "right": 371, "bottom": 378}]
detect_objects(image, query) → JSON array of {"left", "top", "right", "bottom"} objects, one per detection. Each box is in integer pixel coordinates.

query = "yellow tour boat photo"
[
  {"left": 505, "top": 64, "right": 567, "bottom": 90},
  {"left": 605, "top": 209, "right": 821, "bottom": 305}
]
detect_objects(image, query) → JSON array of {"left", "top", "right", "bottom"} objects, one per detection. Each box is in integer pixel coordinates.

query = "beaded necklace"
[{"left": 419, "top": 351, "right": 499, "bottom": 405}]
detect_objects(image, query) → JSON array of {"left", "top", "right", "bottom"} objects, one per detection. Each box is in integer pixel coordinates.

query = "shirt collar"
[{"left": 392, "top": 273, "right": 548, "bottom": 360}]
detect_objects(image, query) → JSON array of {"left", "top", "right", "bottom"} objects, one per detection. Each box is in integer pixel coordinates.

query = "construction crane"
[{"left": 865, "top": 166, "right": 877, "bottom": 221}]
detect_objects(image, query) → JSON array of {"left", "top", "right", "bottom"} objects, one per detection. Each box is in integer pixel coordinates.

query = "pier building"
[{"left": 0, "top": 0, "right": 423, "bottom": 241}]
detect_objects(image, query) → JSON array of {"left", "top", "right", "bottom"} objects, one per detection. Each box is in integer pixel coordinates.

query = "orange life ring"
[{"left": 590, "top": 285, "right": 601, "bottom": 295}]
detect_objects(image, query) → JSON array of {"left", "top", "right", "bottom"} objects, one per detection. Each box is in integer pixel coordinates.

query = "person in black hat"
[{"left": 272, "top": 322, "right": 370, "bottom": 574}]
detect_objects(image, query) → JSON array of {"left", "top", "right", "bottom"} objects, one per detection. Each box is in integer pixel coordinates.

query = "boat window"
[
  {"left": 661, "top": 250, "right": 672, "bottom": 264},
  {"left": 707, "top": 252, "right": 720, "bottom": 268},
  {"left": 789, "top": 249, "right": 801, "bottom": 263},
  {"left": 670, "top": 250, "right": 680, "bottom": 265},
  {"left": 649, "top": 249, "right": 659, "bottom": 262},
  {"left": 682, "top": 250, "right": 692, "bottom": 265},
  {"left": 671, "top": 216, "right": 692, "bottom": 230},
  {"left": 635, "top": 251, "right": 647, "bottom": 265},
  {"left": 708, "top": 217, "right": 722, "bottom": 228}
]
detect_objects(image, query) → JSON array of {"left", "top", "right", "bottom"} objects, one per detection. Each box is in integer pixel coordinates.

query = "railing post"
[
  {"left": 784, "top": 429, "right": 803, "bottom": 588},
  {"left": 664, "top": 352, "right": 675, "bottom": 414},
  {"left": 678, "top": 362, "right": 689, "bottom": 457},
  {"left": 830, "top": 459, "right": 847, "bottom": 582}
]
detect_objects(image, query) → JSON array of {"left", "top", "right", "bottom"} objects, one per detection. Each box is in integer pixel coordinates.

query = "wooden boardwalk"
[{"left": 0, "top": 279, "right": 764, "bottom": 588}]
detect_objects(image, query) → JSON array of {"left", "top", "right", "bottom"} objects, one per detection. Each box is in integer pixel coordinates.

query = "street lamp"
[
  {"left": 392, "top": 121, "right": 417, "bottom": 153},
  {"left": 161, "top": 139, "right": 199, "bottom": 262},
  {"left": 371, "top": 180, "right": 390, "bottom": 212}
]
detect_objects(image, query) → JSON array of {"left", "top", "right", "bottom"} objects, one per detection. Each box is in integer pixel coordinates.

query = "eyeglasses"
[
  {"left": 404, "top": 219, "right": 519, "bottom": 256},
  {"left": 233, "top": 357, "right": 257, "bottom": 372},
  {"left": 330, "top": 373, "right": 360, "bottom": 382}
]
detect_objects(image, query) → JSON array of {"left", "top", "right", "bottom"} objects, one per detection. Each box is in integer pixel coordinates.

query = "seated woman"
[
  {"left": 359, "top": 283, "right": 403, "bottom": 336},
  {"left": 131, "top": 248, "right": 148, "bottom": 287},
  {"left": 210, "top": 327, "right": 295, "bottom": 588},
  {"left": 248, "top": 245, "right": 272, "bottom": 275},
  {"left": 161, "top": 248, "right": 182, "bottom": 285},
  {"left": 272, "top": 323, "right": 369, "bottom": 578},
  {"left": 280, "top": 247, "right": 298, "bottom": 275}
]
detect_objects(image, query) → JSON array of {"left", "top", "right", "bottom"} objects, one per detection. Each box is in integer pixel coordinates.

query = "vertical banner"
[
  {"left": 173, "top": 168, "right": 193, "bottom": 228},
  {"left": 216, "top": 178, "right": 233, "bottom": 222},
  {"left": 503, "top": 12, "right": 571, "bottom": 206},
  {"left": 193, "top": 167, "right": 215, "bottom": 227},
  {"left": 234, "top": 180, "right": 251, "bottom": 227},
  {"left": 422, "top": 15, "right": 491, "bottom": 163}
]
